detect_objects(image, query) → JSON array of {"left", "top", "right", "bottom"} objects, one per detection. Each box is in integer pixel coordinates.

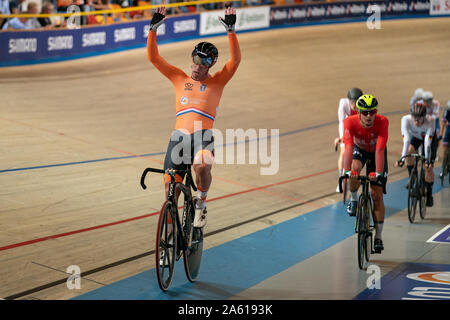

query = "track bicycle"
[
  {"left": 440, "top": 149, "right": 450, "bottom": 186},
  {"left": 398, "top": 153, "right": 427, "bottom": 223},
  {"left": 140, "top": 167, "right": 204, "bottom": 292},
  {"left": 339, "top": 175, "right": 375, "bottom": 270}
]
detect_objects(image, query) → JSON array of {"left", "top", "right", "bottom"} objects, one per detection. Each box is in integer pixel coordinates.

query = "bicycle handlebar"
[
  {"left": 140, "top": 167, "right": 198, "bottom": 192},
  {"left": 140, "top": 168, "right": 165, "bottom": 190},
  {"left": 338, "top": 174, "right": 372, "bottom": 194},
  {"left": 398, "top": 153, "right": 426, "bottom": 163}
]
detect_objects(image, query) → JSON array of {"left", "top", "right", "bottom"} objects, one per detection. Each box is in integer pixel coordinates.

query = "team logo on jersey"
[
  {"left": 184, "top": 83, "right": 193, "bottom": 91},
  {"left": 180, "top": 96, "right": 189, "bottom": 105},
  {"left": 200, "top": 84, "right": 207, "bottom": 92},
  {"left": 406, "top": 272, "right": 450, "bottom": 285}
]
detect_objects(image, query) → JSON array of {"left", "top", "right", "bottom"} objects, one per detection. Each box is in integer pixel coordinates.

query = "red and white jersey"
[
  {"left": 343, "top": 114, "right": 389, "bottom": 173},
  {"left": 338, "top": 98, "right": 358, "bottom": 138}
]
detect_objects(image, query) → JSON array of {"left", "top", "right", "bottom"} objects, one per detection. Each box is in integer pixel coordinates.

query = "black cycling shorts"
[
  {"left": 163, "top": 129, "right": 215, "bottom": 178},
  {"left": 409, "top": 136, "right": 438, "bottom": 164},
  {"left": 352, "top": 144, "right": 388, "bottom": 192}
]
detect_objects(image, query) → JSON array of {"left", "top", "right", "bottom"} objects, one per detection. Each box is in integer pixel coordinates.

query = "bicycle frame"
[
  {"left": 339, "top": 174, "right": 375, "bottom": 269},
  {"left": 399, "top": 153, "right": 427, "bottom": 222},
  {"left": 141, "top": 167, "right": 197, "bottom": 251}
]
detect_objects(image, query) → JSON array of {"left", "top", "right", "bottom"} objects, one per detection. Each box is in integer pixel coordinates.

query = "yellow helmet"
[{"left": 356, "top": 94, "right": 378, "bottom": 111}]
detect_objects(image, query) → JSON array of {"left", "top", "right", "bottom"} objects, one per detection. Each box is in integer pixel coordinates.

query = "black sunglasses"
[{"left": 361, "top": 110, "right": 377, "bottom": 116}]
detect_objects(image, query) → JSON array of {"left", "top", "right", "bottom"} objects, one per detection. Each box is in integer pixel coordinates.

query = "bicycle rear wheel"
[
  {"left": 407, "top": 174, "right": 417, "bottom": 224},
  {"left": 155, "top": 201, "right": 177, "bottom": 292},
  {"left": 183, "top": 196, "right": 204, "bottom": 282}
]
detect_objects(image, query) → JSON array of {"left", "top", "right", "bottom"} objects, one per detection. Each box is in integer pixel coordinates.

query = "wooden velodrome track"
[{"left": 1, "top": 16, "right": 449, "bottom": 300}]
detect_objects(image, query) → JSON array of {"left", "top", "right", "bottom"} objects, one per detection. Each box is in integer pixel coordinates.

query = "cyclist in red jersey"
[
  {"left": 147, "top": 6, "right": 240, "bottom": 228},
  {"left": 342, "top": 94, "right": 389, "bottom": 253}
]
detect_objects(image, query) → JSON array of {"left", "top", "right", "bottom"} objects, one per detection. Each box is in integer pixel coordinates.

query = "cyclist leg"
[
  {"left": 337, "top": 142, "right": 345, "bottom": 192},
  {"left": 347, "top": 145, "right": 364, "bottom": 216},
  {"left": 406, "top": 138, "right": 421, "bottom": 176},
  {"left": 192, "top": 129, "right": 215, "bottom": 227},
  {"left": 442, "top": 129, "right": 450, "bottom": 177},
  {"left": 425, "top": 135, "right": 438, "bottom": 206},
  {"left": 368, "top": 149, "right": 387, "bottom": 252},
  {"left": 163, "top": 130, "right": 189, "bottom": 200}
]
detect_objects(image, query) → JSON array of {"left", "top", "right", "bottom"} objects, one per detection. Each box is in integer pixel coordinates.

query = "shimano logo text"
[
  {"left": 48, "top": 36, "right": 73, "bottom": 51},
  {"left": 174, "top": 19, "right": 197, "bottom": 33},
  {"left": 8, "top": 38, "right": 37, "bottom": 54},
  {"left": 114, "top": 27, "right": 136, "bottom": 42},
  {"left": 82, "top": 32, "right": 106, "bottom": 47}
]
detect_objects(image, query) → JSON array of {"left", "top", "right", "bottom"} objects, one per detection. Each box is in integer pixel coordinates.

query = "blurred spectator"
[
  {"left": 2, "top": 1, "right": 41, "bottom": 29},
  {"left": 0, "top": 0, "right": 11, "bottom": 29},
  {"left": 174, "top": 0, "right": 196, "bottom": 14},
  {"left": 83, "top": 0, "right": 111, "bottom": 24},
  {"left": 10, "top": 0, "right": 26, "bottom": 14},
  {"left": 38, "top": 1, "right": 56, "bottom": 28},
  {"left": 202, "top": 1, "right": 219, "bottom": 11},
  {"left": 57, "top": 0, "right": 73, "bottom": 13},
  {"left": 224, "top": 1, "right": 242, "bottom": 8},
  {"left": 246, "top": 0, "right": 261, "bottom": 5}
]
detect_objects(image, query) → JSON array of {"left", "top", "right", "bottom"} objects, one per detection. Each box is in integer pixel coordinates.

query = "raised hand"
[
  {"left": 150, "top": 6, "right": 167, "bottom": 32},
  {"left": 219, "top": 7, "right": 237, "bottom": 32}
]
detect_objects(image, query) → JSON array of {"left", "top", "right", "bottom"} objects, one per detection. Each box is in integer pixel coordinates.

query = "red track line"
[
  {"left": 0, "top": 167, "right": 337, "bottom": 252},
  {"left": 207, "top": 167, "right": 337, "bottom": 202},
  {"left": 0, "top": 212, "right": 161, "bottom": 252},
  {"left": 0, "top": 116, "right": 325, "bottom": 208}
]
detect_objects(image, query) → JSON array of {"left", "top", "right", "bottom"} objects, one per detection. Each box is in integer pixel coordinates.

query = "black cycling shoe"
[
  {"left": 374, "top": 239, "right": 384, "bottom": 254},
  {"left": 346, "top": 200, "right": 357, "bottom": 217},
  {"left": 426, "top": 195, "right": 434, "bottom": 207}
]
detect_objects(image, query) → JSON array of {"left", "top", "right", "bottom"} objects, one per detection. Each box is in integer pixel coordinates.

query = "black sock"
[
  {"left": 425, "top": 181, "right": 433, "bottom": 196},
  {"left": 407, "top": 165, "right": 413, "bottom": 176}
]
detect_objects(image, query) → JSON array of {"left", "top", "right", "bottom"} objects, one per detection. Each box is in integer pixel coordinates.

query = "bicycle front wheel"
[
  {"left": 419, "top": 169, "right": 427, "bottom": 220},
  {"left": 357, "top": 196, "right": 369, "bottom": 270},
  {"left": 155, "top": 201, "right": 177, "bottom": 292},
  {"left": 407, "top": 174, "right": 417, "bottom": 224}
]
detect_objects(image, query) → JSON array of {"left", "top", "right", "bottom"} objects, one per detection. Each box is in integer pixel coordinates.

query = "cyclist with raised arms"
[
  {"left": 334, "top": 87, "right": 363, "bottom": 192},
  {"left": 147, "top": 6, "right": 241, "bottom": 228},
  {"left": 396, "top": 100, "right": 437, "bottom": 207},
  {"left": 342, "top": 94, "right": 389, "bottom": 253}
]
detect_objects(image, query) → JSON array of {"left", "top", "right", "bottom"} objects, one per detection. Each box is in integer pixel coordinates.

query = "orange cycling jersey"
[{"left": 147, "top": 31, "right": 241, "bottom": 134}]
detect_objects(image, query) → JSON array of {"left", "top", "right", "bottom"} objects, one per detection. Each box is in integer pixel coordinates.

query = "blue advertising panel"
[
  {"left": 355, "top": 262, "right": 450, "bottom": 300},
  {"left": 269, "top": 0, "right": 431, "bottom": 26},
  {"left": 0, "top": 14, "right": 200, "bottom": 66},
  {"left": 0, "top": 1, "right": 434, "bottom": 66}
]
